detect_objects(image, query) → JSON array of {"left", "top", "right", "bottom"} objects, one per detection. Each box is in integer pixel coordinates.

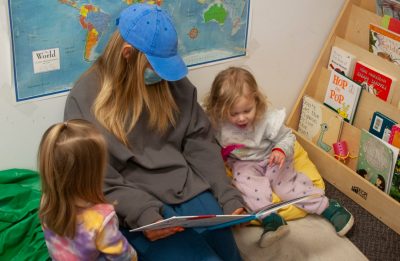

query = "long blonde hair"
[
  {"left": 38, "top": 119, "right": 107, "bottom": 238},
  {"left": 204, "top": 67, "right": 268, "bottom": 127},
  {"left": 92, "top": 31, "right": 178, "bottom": 146}
]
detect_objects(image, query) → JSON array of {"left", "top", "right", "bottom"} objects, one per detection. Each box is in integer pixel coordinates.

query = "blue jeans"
[{"left": 121, "top": 191, "right": 242, "bottom": 261}]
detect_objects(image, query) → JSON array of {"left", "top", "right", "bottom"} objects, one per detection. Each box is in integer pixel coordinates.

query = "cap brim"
[{"left": 146, "top": 53, "right": 188, "bottom": 81}]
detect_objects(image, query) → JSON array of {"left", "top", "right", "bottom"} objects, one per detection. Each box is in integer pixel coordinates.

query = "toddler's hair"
[
  {"left": 204, "top": 66, "right": 267, "bottom": 127},
  {"left": 38, "top": 119, "right": 107, "bottom": 238}
]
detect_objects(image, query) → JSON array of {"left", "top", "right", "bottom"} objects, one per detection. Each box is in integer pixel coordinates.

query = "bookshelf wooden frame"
[{"left": 287, "top": 0, "right": 400, "bottom": 234}]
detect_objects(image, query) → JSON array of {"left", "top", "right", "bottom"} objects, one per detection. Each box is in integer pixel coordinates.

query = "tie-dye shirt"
[{"left": 43, "top": 203, "right": 137, "bottom": 261}]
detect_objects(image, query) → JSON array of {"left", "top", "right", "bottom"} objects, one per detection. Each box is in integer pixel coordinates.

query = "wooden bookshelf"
[{"left": 287, "top": 0, "right": 400, "bottom": 234}]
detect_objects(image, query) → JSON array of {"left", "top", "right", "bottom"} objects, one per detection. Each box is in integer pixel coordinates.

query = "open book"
[{"left": 130, "top": 193, "right": 321, "bottom": 232}]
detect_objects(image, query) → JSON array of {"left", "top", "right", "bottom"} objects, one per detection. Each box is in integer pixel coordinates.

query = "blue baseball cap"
[{"left": 117, "top": 4, "right": 188, "bottom": 81}]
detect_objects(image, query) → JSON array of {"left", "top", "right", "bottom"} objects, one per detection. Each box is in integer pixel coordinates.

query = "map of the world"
[{"left": 8, "top": 0, "right": 250, "bottom": 101}]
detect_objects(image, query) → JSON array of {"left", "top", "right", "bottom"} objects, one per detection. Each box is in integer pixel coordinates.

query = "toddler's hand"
[
  {"left": 268, "top": 150, "right": 286, "bottom": 169},
  {"left": 143, "top": 220, "right": 184, "bottom": 241}
]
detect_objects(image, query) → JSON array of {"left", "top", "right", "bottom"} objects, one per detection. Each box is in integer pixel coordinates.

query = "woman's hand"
[
  {"left": 143, "top": 221, "right": 184, "bottom": 241},
  {"left": 268, "top": 150, "right": 286, "bottom": 169}
]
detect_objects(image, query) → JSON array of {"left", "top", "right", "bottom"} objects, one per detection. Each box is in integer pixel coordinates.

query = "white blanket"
[{"left": 233, "top": 215, "right": 367, "bottom": 261}]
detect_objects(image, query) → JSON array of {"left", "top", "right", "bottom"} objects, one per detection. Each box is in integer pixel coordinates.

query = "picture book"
[
  {"left": 327, "top": 46, "right": 356, "bottom": 77},
  {"left": 298, "top": 95, "right": 343, "bottom": 154},
  {"left": 129, "top": 194, "right": 321, "bottom": 232},
  {"left": 376, "top": 0, "right": 400, "bottom": 20},
  {"left": 369, "top": 111, "right": 397, "bottom": 142},
  {"left": 323, "top": 70, "right": 362, "bottom": 124},
  {"left": 381, "top": 14, "right": 400, "bottom": 34},
  {"left": 357, "top": 129, "right": 399, "bottom": 194},
  {"left": 389, "top": 154, "right": 400, "bottom": 202},
  {"left": 369, "top": 23, "right": 400, "bottom": 66},
  {"left": 388, "top": 124, "right": 400, "bottom": 148},
  {"left": 352, "top": 61, "right": 396, "bottom": 102}
]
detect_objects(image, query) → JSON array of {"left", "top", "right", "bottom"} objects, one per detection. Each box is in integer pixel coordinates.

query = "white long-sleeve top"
[{"left": 216, "top": 108, "right": 296, "bottom": 161}]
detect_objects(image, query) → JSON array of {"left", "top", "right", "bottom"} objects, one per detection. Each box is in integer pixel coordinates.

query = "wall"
[{"left": 0, "top": 0, "right": 344, "bottom": 170}]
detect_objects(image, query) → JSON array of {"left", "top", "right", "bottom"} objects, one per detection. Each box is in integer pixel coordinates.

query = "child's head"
[
  {"left": 204, "top": 67, "right": 267, "bottom": 128},
  {"left": 38, "top": 119, "right": 107, "bottom": 238}
]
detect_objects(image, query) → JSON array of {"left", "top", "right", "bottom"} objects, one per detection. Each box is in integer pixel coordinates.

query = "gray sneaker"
[
  {"left": 322, "top": 199, "right": 354, "bottom": 236},
  {"left": 258, "top": 213, "right": 289, "bottom": 248}
]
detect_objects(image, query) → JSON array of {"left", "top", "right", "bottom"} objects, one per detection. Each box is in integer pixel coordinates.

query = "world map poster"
[{"left": 8, "top": 0, "right": 250, "bottom": 102}]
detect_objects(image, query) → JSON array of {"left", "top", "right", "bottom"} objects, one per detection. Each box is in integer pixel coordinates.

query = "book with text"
[
  {"left": 352, "top": 61, "right": 396, "bottom": 102},
  {"left": 388, "top": 124, "right": 400, "bottom": 202},
  {"left": 298, "top": 95, "right": 343, "bottom": 154},
  {"left": 369, "top": 111, "right": 397, "bottom": 142},
  {"left": 369, "top": 23, "right": 400, "bottom": 66},
  {"left": 323, "top": 70, "right": 362, "bottom": 124},
  {"left": 129, "top": 194, "right": 320, "bottom": 232},
  {"left": 327, "top": 46, "right": 356, "bottom": 77},
  {"left": 357, "top": 129, "right": 399, "bottom": 194}
]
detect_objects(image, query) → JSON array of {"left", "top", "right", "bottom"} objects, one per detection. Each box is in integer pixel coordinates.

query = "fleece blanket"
[{"left": 233, "top": 215, "right": 367, "bottom": 261}]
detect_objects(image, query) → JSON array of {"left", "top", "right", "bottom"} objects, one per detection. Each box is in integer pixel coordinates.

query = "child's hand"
[
  {"left": 231, "top": 207, "right": 250, "bottom": 227},
  {"left": 268, "top": 150, "right": 286, "bottom": 169},
  {"left": 143, "top": 221, "right": 184, "bottom": 241}
]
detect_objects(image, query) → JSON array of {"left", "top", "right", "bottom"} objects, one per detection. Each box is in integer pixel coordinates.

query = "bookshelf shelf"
[{"left": 287, "top": 0, "right": 400, "bottom": 235}]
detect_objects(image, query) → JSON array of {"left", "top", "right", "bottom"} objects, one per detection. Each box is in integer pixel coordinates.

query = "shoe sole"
[
  {"left": 337, "top": 212, "right": 354, "bottom": 237},
  {"left": 258, "top": 225, "right": 290, "bottom": 248}
]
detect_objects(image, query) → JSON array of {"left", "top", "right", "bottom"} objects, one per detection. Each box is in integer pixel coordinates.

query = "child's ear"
[{"left": 122, "top": 44, "right": 133, "bottom": 59}]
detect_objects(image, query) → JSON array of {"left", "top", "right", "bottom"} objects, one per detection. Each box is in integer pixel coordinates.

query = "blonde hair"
[
  {"left": 38, "top": 119, "right": 107, "bottom": 238},
  {"left": 91, "top": 31, "right": 178, "bottom": 146},
  {"left": 204, "top": 67, "right": 268, "bottom": 127}
]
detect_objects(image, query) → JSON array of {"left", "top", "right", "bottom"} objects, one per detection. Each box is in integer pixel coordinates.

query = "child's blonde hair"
[
  {"left": 91, "top": 31, "right": 178, "bottom": 146},
  {"left": 204, "top": 67, "right": 268, "bottom": 127},
  {"left": 38, "top": 119, "right": 107, "bottom": 238}
]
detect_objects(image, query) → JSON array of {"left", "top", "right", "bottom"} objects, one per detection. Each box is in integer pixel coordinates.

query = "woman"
[{"left": 64, "top": 3, "right": 245, "bottom": 261}]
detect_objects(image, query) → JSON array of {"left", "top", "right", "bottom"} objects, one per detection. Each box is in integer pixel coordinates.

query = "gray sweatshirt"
[
  {"left": 216, "top": 108, "right": 295, "bottom": 160},
  {"left": 64, "top": 70, "right": 244, "bottom": 229}
]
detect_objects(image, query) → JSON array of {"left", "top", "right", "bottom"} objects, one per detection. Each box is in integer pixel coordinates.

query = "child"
[
  {"left": 38, "top": 119, "right": 137, "bottom": 260},
  {"left": 204, "top": 67, "right": 354, "bottom": 247}
]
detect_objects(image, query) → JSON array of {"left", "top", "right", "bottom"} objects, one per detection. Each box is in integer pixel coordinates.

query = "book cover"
[
  {"left": 369, "top": 111, "right": 397, "bottom": 142},
  {"left": 352, "top": 61, "right": 396, "bottom": 102},
  {"left": 357, "top": 129, "right": 399, "bottom": 194},
  {"left": 376, "top": 0, "right": 400, "bottom": 20},
  {"left": 389, "top": 154, "right": 400, "bottom": 202},
  {"left": 369, "top": 23, "right": 400, "bottom": 66},
  {"left": 327, "top": 46, "right": 356, "bottom": 77},
  {"left": 298, "top": 95, "right": 343, "bottom": 154},
  {"left": 388, "top": 124, "right": 400, "bottom": 148},
  {"left": 323, "top": 70, "right": 362, "bottom": 123},
  {"left": 129, "top": 194, "right": 320, "bottom": 232}
]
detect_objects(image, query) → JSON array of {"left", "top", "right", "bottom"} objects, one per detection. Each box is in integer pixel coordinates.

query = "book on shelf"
[
  {"left": 369, "top": 111, "right": 397, "bottom": 142},
  {"left": 376, "top": 0, "right": 400, "bottom": 20},
  {"left": 388, "top": 124, "right": 400, "bottom": 202},
  {"left": 356, "top": 129, "right": 399, "bottom": 194},
  {"left": 129, "top": 194, "right": 320, "bottom": 232},
  {"left": 369, "top": 23, "right": 400, "bottom": 66},
  {"left": 352, "top": 61, "right": 396, "bottom": 102},
  {"left": 298, "top": 95, "right": 343, "bottom": 155},
  {"left": 381, "top": 14, "right": 400, "bottom": 34},
  {"left": 388, "top": 124, "right": 400, "bottom": 148},
  {"left": 327, "top": 46, "right": 356, "bottom": 77},
  {"left": 323, "top": 70, "right": 362, "bottom": 124}
]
